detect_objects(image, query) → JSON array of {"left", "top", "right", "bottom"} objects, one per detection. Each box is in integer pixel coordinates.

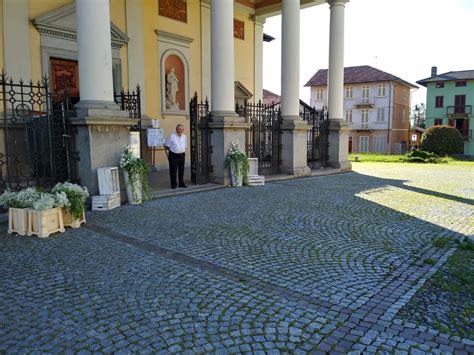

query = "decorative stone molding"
[
  {"left": 31, "top": 4, "right": 126, "bottom": 93},
  {"left": 31, "top": 4, "right": 129, "bottom": 49}
]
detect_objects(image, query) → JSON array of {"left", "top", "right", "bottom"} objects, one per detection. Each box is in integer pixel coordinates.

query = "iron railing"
[{"left": 190, "top": 93, "right": 212, "bottom": 184}]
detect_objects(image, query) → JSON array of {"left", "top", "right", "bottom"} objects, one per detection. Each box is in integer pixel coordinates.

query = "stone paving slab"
[{"left": 1, "top": 163, "right": 473, "bottom": 352}]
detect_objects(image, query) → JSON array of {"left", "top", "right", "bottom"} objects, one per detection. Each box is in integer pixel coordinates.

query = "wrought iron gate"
[
  {"left": 0, "top": 72, "right": 79, "bottom": 192},
  {"left": 114, "top": 85, "right": 143, "bottom": 157},
  {"left": 190, "top": 93, "right": 212, "bottom": 184},
  {"left": 242, "top": 102, "right": 281, "bottom": 175},
  {"left": 300, "top": 102, "right": 329, "bottom": 167}
]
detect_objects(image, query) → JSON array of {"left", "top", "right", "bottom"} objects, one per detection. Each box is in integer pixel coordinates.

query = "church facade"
[{"left": 0, "top": 0, "right": 351, "bottom": 194}]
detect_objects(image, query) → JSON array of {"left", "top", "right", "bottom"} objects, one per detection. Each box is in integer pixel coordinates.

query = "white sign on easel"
[{"left": 147, "top": 128, "right": 165, "bottom": 147}]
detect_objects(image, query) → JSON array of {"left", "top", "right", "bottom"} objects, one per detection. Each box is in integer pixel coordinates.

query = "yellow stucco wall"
[
  {"left": 18, "top": 1, "right": 259, "bottom": 166},
  {"left": 29, "top": 0, "right": 73, "bottom": 82},
  {"left": 234, "top": 10, "right": 255, "bottom": 100}
]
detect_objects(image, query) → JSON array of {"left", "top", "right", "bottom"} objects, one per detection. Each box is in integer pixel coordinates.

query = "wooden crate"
[
  {"left": 98, "top": 167, "right": 120, "bottom": 195},
  {"left": 92, "top": 193, "right": 121, "bottom": 211},
  {"left": 8, "top": 208, "right": 29, "bottom": 236},
  {"left": 27, "top": 207, "right": 65, "bottom": 238},
  {"left": 62, "top": 209, "right": 86, "bottom": 228}
]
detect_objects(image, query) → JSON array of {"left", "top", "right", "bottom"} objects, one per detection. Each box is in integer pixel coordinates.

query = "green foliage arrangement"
[
  {"left": 224, "top": 140, "right": 248, "bottom": 185},
  {"left": 119, "top": 145, "right": 151, "bottom": 202},
  {"left": 400, "top": 149, "right": 447, "bottom": 164},
  {"left": 52, "top": 182, "right": 89, "bottom": 219},
  {"left": 420, "top": 125, "right": 464, "bottom": 156}
]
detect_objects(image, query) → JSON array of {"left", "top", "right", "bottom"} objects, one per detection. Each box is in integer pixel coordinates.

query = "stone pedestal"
[
  {"left": 71, "top": 108, "right": 135, "bottom": 196},
  {"left": 209, "top": 112, "right": 250, "bottom": 185},
  {"left": 280, "top": 118, "right": 311, "bottom": 177},
  {"left": 327, "top": 119, "right": 352, "bottom": 172}
]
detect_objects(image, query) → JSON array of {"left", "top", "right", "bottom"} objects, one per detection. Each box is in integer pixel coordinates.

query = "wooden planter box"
[
  {"left": 62, "top": 209, "right": 86, "bottom": 228},
  {"left": 8, "top": 208, "right": 28, "bottom": 236},
  {"left": 27, "top": 207, "right": 65, "bottom": 238}
]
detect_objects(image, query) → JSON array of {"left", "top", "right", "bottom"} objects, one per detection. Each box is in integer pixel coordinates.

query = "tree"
[
  {"left": 420, "top": 125, "right": 464, "bottom": 156},
  {"left": 411, "top": 103, "right": 426, "bottom": 128}
]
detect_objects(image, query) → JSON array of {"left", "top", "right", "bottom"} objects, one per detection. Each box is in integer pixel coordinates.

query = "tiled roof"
[
  {"left": 262, "top": 89, "right": 281, "bottom": 106},
  {"left": 416, "top": 70, "right": 474, "bottom": 87},
  {"left": 304, "top": 65, "right": 418, "bottom": 88}
]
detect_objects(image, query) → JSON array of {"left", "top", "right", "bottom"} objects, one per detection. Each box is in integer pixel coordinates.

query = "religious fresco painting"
[
  {"left": 233, "top": 19, "right": 245, "bottom": 40},
  {"left": 164, "top": 54, "right": 185, "bottom": 111},
  {"left": 159, "top": 0, "right": 187, "bottom": 23}
]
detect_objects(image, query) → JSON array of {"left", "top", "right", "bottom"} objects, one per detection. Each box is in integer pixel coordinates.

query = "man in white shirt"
[{"left": 164, "top": 124, "right": 187, "bottom": 189}]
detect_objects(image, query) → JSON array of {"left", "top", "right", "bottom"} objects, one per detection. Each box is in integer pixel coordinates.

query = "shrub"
[
  {"left": 400, "top": 149, "right": 446, "bottom": 164},
  {"left": 420, "top": 125, "right": 464, "bottom": 156}
]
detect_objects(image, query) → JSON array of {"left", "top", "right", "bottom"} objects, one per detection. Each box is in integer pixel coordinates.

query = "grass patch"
[
  {"left": 423, "top": 258, "right": 436, "bottom": 265},
  {"left": 349, "top": 153, "right": 403, "bottom": 163},
  {"left": 432, "top": 237, "right": 450, "bottom": 249}
]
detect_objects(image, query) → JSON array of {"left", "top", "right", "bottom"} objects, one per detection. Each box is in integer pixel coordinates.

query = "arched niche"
[{"left": 156, "top": 30, "right": 192, "bottom": 117}]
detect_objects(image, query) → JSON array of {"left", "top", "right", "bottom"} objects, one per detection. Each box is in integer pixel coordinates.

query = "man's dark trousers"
[{"left": 168, "top": 151, "right": 185, "bottom": 188}]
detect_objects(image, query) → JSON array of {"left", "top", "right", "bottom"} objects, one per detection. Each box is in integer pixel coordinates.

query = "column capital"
[
  {"left": 327, "top": 0, "right": 349, "bottom": 6},
  {"left": 252, "top": 15, "right": 266, "bottom": 26}
]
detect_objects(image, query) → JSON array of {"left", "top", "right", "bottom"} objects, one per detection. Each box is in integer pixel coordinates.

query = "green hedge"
[
  {"left": 400, "top": 149, "right": 446, "bottom": 164},
  {"left": 420, "top": 125, "right": 464, "bottom": 156}
]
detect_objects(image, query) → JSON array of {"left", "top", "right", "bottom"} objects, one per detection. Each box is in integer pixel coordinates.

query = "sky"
[{"left": 262, "top": 0, "right": 474, "bottom": 108}]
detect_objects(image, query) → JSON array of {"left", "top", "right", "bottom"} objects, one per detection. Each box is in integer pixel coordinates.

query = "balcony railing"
[
  {"left": 447, "top": 105, "right": 472, "bottom": 116},
  {"left": 355, "top": 98, "right": 375, "bottom": 108}
]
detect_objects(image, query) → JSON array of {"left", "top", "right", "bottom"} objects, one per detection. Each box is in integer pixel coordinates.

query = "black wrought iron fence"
[
  {"left": 241, "top": 101, "right": 281, "bottom": 175},
  {"left": 0, "top": 72, "right": 79, "bottom": 192},
  {"left": 190, "top": 93, "right": 212, "bottom": 184},
  {"left": 300, "top": 102, "right": 329, "bottom": 167}
]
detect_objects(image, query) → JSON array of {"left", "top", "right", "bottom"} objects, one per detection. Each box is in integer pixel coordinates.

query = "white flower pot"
[
  {"left": 8, "top": 208, "right": 28, "bottom": 236},
  {"left": 230, "top": 162, "right": 243, "bottom": 187},
  {"left": 27, "top": 207, "right": 65, "bottom": 238},
  {"left": 124, "top": 171, "right": 143, "bottom": 204},
  {"left": 62, "top": 209, "right": 86, "bottom": 228}
]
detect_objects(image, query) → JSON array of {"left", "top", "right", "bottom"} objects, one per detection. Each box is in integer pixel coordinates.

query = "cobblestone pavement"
[{"left": 1, "top": 163, "right": 473, "bottom": 353}]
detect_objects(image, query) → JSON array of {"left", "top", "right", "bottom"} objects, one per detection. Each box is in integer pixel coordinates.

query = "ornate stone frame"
[
  {"left": 31, "top": 4, "right": 128, "bottom": 95},
  {"left": 156, "top": 30, "right": 193, "bottom": 118}
]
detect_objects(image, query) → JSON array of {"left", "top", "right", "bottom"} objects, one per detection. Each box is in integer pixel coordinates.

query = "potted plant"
[
  {"left": 0, "top": 188, "right": 40, "bottom": 236},
  {"left": 119, "top": 145, "right": 151, "bottom": 204},
  {"left": 52, "top": 182, "right": 89, "bottom": 228},
  {"left": 27, "top": 191, "right": 69, "bottom": 238},
  {"left": 224, "top": 140, "right": 248, "bottom": 187}
]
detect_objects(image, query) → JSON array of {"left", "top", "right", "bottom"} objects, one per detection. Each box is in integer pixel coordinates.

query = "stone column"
[
  {"left": 253, "top": 16, "right": 265, "bottom": 103},
  {"left": 280, "top": 0, "right": 311, "bottom": 177},
  {"left": 201, "top": 1, "right": 211, "bottom": 102},
  {"left": 326, "top": 0, "right": 351, "bottom": 171},
  {"left": 73, "top": 0, "right": 135, "bottom": 196},
  {"left": 209, "top": 0, "right": 249, "bottom": 185}
]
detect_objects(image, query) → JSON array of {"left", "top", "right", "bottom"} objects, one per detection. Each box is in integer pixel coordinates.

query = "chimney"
[{"left": 431, "top": 66, "right": 437, "bottom": 77}]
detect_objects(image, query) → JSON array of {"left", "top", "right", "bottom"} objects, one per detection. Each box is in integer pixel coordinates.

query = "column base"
[
  {"left": 74, "top": 100, "right": 127, "bottom": 119},
  {"left": 280, "top": 117, "right": 311, "bottom": 177},
  {"left": 208, "top": 112, "right": 250, "bottom": 185},
  {"left": 70, "top": 108, "right": 136, "bottom": 196},
  {"left": 327, "top": 119, "right": 352, "bottom": 172}
]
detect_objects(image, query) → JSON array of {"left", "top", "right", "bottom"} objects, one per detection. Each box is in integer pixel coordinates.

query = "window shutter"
[{"left": 448, "top": 119, "right": 454, "bottom": 127}]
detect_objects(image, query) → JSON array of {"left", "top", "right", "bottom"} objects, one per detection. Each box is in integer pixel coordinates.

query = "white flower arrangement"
[
  {"left": 119, "top": 145, "right": 151, "bottom": 202},
  {"left": 225, "top": 140, "right": 248, "bottom": 186},
  {"left": 31, "top": 191, "right": 71, "bottom": 211},
  {"left": 52, "top": 182, "right": 89, "bottom": 199}
]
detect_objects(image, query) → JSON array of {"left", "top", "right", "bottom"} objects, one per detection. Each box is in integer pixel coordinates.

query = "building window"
[
  {"left": 359, "top": 136, "right": 369, "bottom": 153},
  {"left": 436, "top": 82, "right": 444, "bottom": 88},
  {"left": 434, "top": 118, "right": 443, "bottom": 125},
  {"left": 361, "top": 109, "right": 369, "bottom": 128},
  {"left": 345, "top": 86, "right": 353, "bottom": 99},
  {"left": 455, "top": 81, "right": 466, "bottom": 87},
  {"left": 402, "top": 109, "right": 406, "bottom": 123},
  {"left": 374, "top": 136, "right": 386, "bottom": 153},
  {"left": 316, "top": 88, "right": 324, "bottom": 100},
  {"left": 362, "top": 86, "right": 370, "bottom": 103},
  {"left": 345, "top": 109, "right": 352, "bottom": 123},
  {"left": 377, "top": 84, "right": 386, "bottom": 97},
  {"left": 376, "top": 108, "right": 385, "bottom": 122},
  {"left": 435, "top": 96, "right": 444, "bottom": 108}
]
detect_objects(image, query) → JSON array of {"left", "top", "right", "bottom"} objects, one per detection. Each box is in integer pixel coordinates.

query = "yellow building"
[{"left": 0, "top": 0, "right": 351, "bottom": 194}]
